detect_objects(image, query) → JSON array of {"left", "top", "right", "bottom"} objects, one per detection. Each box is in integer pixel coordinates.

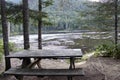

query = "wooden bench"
[
  {"left": 4, "top": 68, "right": 84, "bottom": 80},
  {"left": 4, "top": 68, "right": 84, "bottom": 76}
]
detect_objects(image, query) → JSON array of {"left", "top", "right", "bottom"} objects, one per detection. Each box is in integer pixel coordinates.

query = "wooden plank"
[
  {"left": 6, "top": 49, "right": 83, "bottom": 58},
  {"left": 4, "top": 68, "right": 84, "bottom": 76}
]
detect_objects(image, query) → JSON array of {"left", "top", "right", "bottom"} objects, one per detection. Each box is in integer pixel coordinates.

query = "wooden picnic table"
[
  {"left": 4, "top": 49, "right": 84, "bottom": 80},
  {"left": 7, "top": 49, "right": 83, "bottom": 58}
]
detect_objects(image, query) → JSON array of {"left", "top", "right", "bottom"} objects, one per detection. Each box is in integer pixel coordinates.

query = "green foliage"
[
  {"left": 78, "top": 0, "right": 120, "bottom": 31},
  {"left": 112, "top": 44, "right": 120, "bottom": 59},
  {"left": 94, "top": 42, "right": 120, "bottom": 59},
  {"left": 95, "top": 42, "right": 114, "bottom": 57},
  {"left": 0, "top": 40, "right": 16, "bottom": 61},
  {"left": 0, "top": 52, "right": 3, "bottom": 62},
  {"left": 6, "top": 2, "right": 23, "bottom": 24},
  {"left": 42, "top": 0, "right": 53, "bottom": 7},
  {"left": 8, "top": 42, "right": 16, "bottom": 52},
  {"left": 0, "top": 40, "right": 3, "bottom": 54},
  {"left": 0, "top": 40, "right": 3, "bottom": 61}
]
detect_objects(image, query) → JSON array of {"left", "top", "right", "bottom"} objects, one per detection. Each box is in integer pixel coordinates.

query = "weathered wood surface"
[
  {"left": 4, "top": 68, "right": 84, "bottom": 76},
  {"left": 6, "top": 49, "right": 82, "bottom": 58}
]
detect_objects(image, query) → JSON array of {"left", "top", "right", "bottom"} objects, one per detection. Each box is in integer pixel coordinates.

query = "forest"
[{"left": 1, "top": 0, "right": 120, "bottom": 35}]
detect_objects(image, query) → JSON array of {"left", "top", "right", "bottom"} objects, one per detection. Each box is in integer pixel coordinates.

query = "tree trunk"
[
  {"left": 22, "top": 0, "right": 31, "bottom": 65},
  {"left": 38, "top": 0, "right": 42, "bottom": 49},
  {"left": 22, "top": 0, "right": 30, "bottom": 49},
  {"left": 0, "top": 0, "right": 11, "bottom": 70},
  {"left": 115, "top": 0, "right": 118, "bottom": 46}
]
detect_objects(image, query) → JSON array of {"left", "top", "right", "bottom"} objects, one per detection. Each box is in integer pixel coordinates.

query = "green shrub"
[
  {"left": 0, "top": 39, "right": 16, "bottom": 61},
  {"left": 95, "top": 42, "right": 115, "bottom": 57},
  {"left": 0, "top": 52, "right": 3, "bottom": 62},
  {"left": 0, "top": 40, "right": 3, "bottom": 61},
  {"left": 95, "top": 42, "right": 120, "bottom": 59},
  {"left": 8, "top": 42, "right": 16, "bottom": 52},
  {"left": 112, "top": 44, "right": 120, "bottom": 59},
  {"left": 0, "top": 40, "right": 3, "bottom": 53}
]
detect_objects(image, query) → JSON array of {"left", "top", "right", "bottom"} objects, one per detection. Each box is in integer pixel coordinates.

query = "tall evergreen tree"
[
  {"left": 0, "top": 0, "right": 11, "bottom": 70},
  {"left": 38, "top": 0, "right": 42, "bottom": 49},
  {"left": 114, "top": 0, "right": 118, "bottom": 45},
  {"left": 22, "top": 0, "right": 30, "bottom": 49}
]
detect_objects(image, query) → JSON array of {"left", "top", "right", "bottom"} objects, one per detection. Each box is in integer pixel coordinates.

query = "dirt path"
[{"left": 0, "top": 57, "right": 120, "bottom": 80}]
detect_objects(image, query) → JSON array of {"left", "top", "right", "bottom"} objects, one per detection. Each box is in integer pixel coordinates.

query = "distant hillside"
[
  {"left": 7, "top": 0, "right": 95, "bottom": 33},
  {"left": 29, "top": 0, "right": 89, "bottom": 11},
  {"left": 28, "top": 0, "right": 94, "bottom": 31},
  {"left": 44, "top": 0, "right": 88, "bottom": 11}
]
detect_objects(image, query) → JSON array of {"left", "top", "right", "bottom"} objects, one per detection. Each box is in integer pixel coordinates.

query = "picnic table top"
[{"left": 6, "top": 49, "right": 83, "bottom": 58}]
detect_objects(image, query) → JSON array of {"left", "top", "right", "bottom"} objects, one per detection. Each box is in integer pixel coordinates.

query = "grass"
[
  {"left": 68, "top": 38, "right": 113, "bottom": 54},
  {"left": 0, "top": 53, "right": 3, "bottom": 62}
]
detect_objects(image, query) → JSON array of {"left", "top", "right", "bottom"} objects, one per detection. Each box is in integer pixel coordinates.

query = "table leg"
[
  {"left": 21, "top": 58, "right": 31, "bottom": 68},
  {"left": 67, "top": 76, "right": 72, "bottom": 80},
  {"left": 69, "top": 57, "right": 75, "bottom": 69},
  {"left": 15, "top": 75, "right": 23, "bottom": 80},
  {"left": 14, "top": 58, "right": 31, "bottom": 80},
  {"left": 68, "top": 57, "right": 75, "bottom": 80}
]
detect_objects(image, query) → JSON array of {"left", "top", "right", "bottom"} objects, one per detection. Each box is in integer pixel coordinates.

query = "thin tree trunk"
[
  {"left": 38, "top": 0, "right": 42, "bottom": 49},
  {"left": 0, "top": 0, "right": 11, "bottom": 70},
  {"left": 115, "top": 0, "right": 118, "bottom": 46},
  {"left": 22, "top": 0, "right": 31, "bottom": 66},
  {"left": 22, "top": 0, "right": 30, "bottom": 49}
]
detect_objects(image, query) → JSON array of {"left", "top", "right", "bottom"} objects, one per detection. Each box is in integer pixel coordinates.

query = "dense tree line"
[
  {"left": 79, "top": 0, "right": 120, "bottom": 31},
  {"left": 0, "top": 0, "right": 120, "bottom": 34}
]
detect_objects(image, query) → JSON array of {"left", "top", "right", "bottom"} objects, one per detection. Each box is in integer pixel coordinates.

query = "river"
[{"left": 9, "top": 32, "right": 113, "bottom": 52}]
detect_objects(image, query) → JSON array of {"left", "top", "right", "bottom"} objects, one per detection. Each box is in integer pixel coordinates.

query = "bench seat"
[{"left": 4, "top": 68, "right": 84, "bottom": 76}]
